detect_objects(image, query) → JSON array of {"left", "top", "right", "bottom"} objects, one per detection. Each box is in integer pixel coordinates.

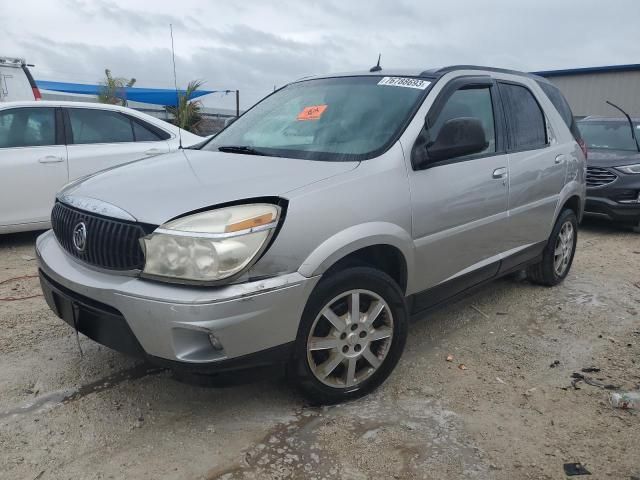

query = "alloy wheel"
[
  {"left": 306, "top": 289, "right": 394, "bottom": 388},
  {"left": 553, "top": 221, "right": 574, "bottom": 276}
]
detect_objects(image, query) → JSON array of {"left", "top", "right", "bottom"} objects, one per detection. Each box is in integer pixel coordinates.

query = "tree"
[
  {"left": 165, "top": 80, "right": 204, "bottom": 134},
  {"left": 98, "top": 69, "right": 136, "bottom": 106}
]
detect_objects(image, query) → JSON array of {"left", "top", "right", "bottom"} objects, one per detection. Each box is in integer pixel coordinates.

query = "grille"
[
  {"left": 586, "top": 167, "right": 617, "bottom": 188},
  {"left": 51, "top": 202, "right": 147, "bottom": 271}
]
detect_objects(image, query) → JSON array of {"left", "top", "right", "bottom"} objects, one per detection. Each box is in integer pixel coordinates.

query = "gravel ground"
[{"left": 0, "top": 219, "right": 638, "bottom": 480}]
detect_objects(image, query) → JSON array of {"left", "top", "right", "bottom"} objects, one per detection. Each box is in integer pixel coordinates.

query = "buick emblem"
[{"left": 72, "top": 222, "right": 87, "bottom": 252}]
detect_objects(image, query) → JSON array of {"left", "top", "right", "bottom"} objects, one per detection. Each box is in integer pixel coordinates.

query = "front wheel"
[
  {"left": 289, "top": 267, "right": 408, "bottom": 404},
  {"left": 527, "top": 209, "right": 578, "bottom": 286}
]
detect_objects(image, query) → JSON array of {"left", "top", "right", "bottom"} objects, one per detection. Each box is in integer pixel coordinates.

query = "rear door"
[
  {"left": 64, "top": 107, "right": 171, "bottom": 180},
  {"left": 499, "top": 81, "right": 568, "bottom": 254},
  {"left": 408, "top": 76, "right": 510, "bottom": 293},
  {"left": 0, "top": 107, "right": 68, "bottom": 226}
]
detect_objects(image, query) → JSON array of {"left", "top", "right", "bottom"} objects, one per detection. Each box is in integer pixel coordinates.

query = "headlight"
[
  {"left": 141, "top": 203, "right": 281, "bottom": 283},
  {"left": 615, "top": 164, "right": 640, "bottom": 174}
]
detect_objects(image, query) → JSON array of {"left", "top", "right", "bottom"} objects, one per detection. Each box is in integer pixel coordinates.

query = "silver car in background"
[{"left": 37, "top": 66, "right": 586, "bottom": 404}]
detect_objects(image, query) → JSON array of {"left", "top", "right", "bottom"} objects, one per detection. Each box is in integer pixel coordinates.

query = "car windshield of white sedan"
[
  {"left": 204, "top": 76, "right": 430, "bottom": 161},
  {"left": 578, "top": 121, "right": 640, "bottom": 151}
]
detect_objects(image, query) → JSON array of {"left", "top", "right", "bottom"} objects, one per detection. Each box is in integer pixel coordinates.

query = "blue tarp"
[{"left": 36, "top": 80, "right": 216, "bottom": 106}]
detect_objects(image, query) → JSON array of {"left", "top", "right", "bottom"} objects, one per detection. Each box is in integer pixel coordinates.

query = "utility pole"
[{"left": 235, "top": 90, "right": 240, "bottom": 118}]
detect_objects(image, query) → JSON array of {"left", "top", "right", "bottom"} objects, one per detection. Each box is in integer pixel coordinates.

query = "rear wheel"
[
  {"left": 527, "top": 209, "right": 578, "bottom": 286},
  {"left": 289, "top": 267, "right": 408, "bottom": 404}
]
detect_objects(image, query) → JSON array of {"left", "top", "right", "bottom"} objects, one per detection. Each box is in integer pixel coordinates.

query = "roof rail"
[{"left": 421, "top": 65, "right": 551, "bottom": 83}]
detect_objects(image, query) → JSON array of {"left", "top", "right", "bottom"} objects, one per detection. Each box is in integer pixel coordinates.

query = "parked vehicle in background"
[
  {"left": 37, "top": 66, "right": 585, "bottom": 404},
  {"left": 0, "top": 101, "right": 203, "bottom": 233},
  {"left": 0, "top": 57, "right": 41, "bottom": 102},
  {"left": 578, "top": 116, "right": 640, "bottom": 231}
]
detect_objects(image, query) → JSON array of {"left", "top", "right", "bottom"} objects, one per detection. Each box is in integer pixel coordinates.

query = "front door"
[{"left": 407, "top": 78, "right": 510, "bottom": 293}]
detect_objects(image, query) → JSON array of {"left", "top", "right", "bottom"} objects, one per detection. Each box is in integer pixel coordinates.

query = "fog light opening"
[{"left": 208, "top": 333, "right": 224, "bottom": 351}]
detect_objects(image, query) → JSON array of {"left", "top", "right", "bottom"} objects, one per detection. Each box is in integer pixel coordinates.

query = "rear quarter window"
[{"left": 536, "top": 81, "right": 582, "bottom": 143}]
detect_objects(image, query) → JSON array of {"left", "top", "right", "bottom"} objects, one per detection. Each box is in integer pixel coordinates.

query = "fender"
[
  {"left": 552, "top": 178, "right": 586, "bottom": 228},
  {"left": 298, "top": 221, "right": 416, "bottom": 290}
]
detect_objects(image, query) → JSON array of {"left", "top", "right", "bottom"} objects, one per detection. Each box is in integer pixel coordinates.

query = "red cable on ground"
[{"left": 0, "top": 274, "right": 42, "bottom": 301}]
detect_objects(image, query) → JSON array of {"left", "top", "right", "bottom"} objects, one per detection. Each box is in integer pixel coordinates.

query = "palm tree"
[
  {"left": 165, "top": 80, "right": 204, "bottom": 134},
  {"left": 98, "top": 69, "right": 136, "bottom": 106}
]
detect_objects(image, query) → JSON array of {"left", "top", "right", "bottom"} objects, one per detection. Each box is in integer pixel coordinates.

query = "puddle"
[
  {"left": 0, "top": 363, "right": 163, "bottom": 421},
  {"left": 573, "top": 293, "right": 608, "bottom": 307},
  {"left": 207, "top": 394, "right": 489, "bottom": 479}
]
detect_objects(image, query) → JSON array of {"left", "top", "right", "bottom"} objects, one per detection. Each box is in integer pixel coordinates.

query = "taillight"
[
  {"left": 32, "top": 87, "right": 42, "bottom": 100},
  {"left": 578, "top": 138, "right": 587, "bottom": 159}
]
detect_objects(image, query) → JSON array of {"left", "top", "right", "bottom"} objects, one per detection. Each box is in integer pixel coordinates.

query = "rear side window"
[
  {"left": 68, "top": 109, "right": 134, "bottom": 144},
  {"left": 0, "top": 107, "right": 56, "bottom": 148},
  {"left": 499, "top": 83, "right": 547, "bottom": 150}
]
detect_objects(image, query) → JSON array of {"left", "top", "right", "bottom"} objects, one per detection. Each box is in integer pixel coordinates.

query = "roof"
[
  {"left": 532, "top": 63, "right": 640, "bottom": 78},
  {"left": 297, "top": 65, "right": 545, "bottom": 83},
  {"left": 35, "top": 80, "right": 216, "bottom": 107},
  {"left": 0, "top": 99, "right": 146, "bottom": 111},
  {"left": 296, "top": 68, "right": 428, "bottom": 82}
]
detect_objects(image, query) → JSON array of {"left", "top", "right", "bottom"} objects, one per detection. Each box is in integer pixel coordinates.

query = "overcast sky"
[{"left": 4, "top": 0, "right": 640, "bottom": 109}]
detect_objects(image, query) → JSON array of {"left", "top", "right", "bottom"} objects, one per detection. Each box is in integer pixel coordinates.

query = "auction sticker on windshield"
[
  {"left": 377, "top": 77, "right": 430, "bottom": 90},
  {"left": 297, "top": 104, "right": 328, "bottom": 121}
]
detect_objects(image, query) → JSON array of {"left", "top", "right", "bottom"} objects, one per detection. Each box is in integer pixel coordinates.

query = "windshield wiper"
[{"left": 217, "top": 145, "right": 267, "bottom": 156}]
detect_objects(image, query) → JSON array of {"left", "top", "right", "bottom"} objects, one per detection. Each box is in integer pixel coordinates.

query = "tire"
[
  {"left": 289, "top": 266, "right": 408, "bottom": 404},
  {"left": 527, "top": 209, "right": 578, "bottom": 286},
  {"left": 632, "top": 221, "right": 640, "bottom": 234}
]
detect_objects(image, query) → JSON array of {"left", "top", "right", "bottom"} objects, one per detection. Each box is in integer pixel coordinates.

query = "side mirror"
[{"left": 426, "top": 117, "right": 488, "bottom": 163}]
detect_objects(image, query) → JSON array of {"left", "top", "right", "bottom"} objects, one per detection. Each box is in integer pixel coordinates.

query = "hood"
[
  {"left": 587, "top": 148, "right": 640, "bottom": 168},
  {"left": 61, "top": 149, "right": 358, "bottom": 225}
]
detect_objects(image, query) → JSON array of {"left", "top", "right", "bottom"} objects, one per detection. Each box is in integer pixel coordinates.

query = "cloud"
[{"left": 4, "top": 0, "right": 640, "bottom": 108}]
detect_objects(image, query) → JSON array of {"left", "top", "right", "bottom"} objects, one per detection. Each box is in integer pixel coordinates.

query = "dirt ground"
[{"left": 0, "top": 218, "right": 638, "bottom": 480}]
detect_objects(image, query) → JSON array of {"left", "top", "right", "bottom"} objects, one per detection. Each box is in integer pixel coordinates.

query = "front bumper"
[
  {"left": 37, "top": 230, "right": 319, "bottom": 370},
  {"left": 585, "top": 171, "right": 640, "bottom": 224}
]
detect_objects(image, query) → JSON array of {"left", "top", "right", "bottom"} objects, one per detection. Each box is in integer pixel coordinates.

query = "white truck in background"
[{"left": 0, "top": 57, "right": 41, "bottom": 102}]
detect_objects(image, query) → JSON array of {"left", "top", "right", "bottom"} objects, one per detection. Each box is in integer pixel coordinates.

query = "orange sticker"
[{"left": 296, "top": 104, "right": 327, "bottom": 121}]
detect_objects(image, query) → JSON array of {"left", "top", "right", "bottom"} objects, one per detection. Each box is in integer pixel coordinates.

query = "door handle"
[
  {"left": 492, "top": 167, "right": 508, "bottom": 179},
  {"left": 144, "top": 148, "right": 163, "bottom": 156},
  {"left": 555, "top": 154, "right": 566, "bottom": 164},
  {"left": 38, "top": 155, "right": 64, "bottom": 164}
]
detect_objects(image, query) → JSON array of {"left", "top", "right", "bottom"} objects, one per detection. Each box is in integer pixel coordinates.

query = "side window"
[
  {"left": 499, "top": 83, "right": 547, "bottom": 150},
  {"left": 430, "top": 87, "right": 496, "bottom": 156},
  {"left": 537, "top": 81, "right": 583, "bottom": 144},
  {"left": 132, "top": 120, "right": 162, "bottom": 141},
  {"left": 0, "top": 107, "right": 56, "bottom": 148},
  {"left": 68, "top": 109, "right": 134, "bottom": 144}
]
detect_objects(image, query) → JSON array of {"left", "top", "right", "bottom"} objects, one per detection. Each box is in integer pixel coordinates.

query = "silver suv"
[{"left": 37, "top": 66, "right": 586, "bottom": 403}]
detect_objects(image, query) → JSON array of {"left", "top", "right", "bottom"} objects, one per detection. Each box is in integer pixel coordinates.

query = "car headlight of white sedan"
[{"left": 141, "top": 203, "right": 281, "bottom": 283}]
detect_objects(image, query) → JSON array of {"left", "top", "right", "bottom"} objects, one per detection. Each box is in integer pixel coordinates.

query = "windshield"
[
  {"left": 578, "top": 121, "right": 640, "bottom": 151},
  {"left": 203, "top": 76, "right": 431, "bottom": 161}
]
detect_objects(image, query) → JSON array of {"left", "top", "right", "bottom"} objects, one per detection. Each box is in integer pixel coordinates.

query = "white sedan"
[{"left": 0, "top": 101, "right": 204, "bottom": 233}]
